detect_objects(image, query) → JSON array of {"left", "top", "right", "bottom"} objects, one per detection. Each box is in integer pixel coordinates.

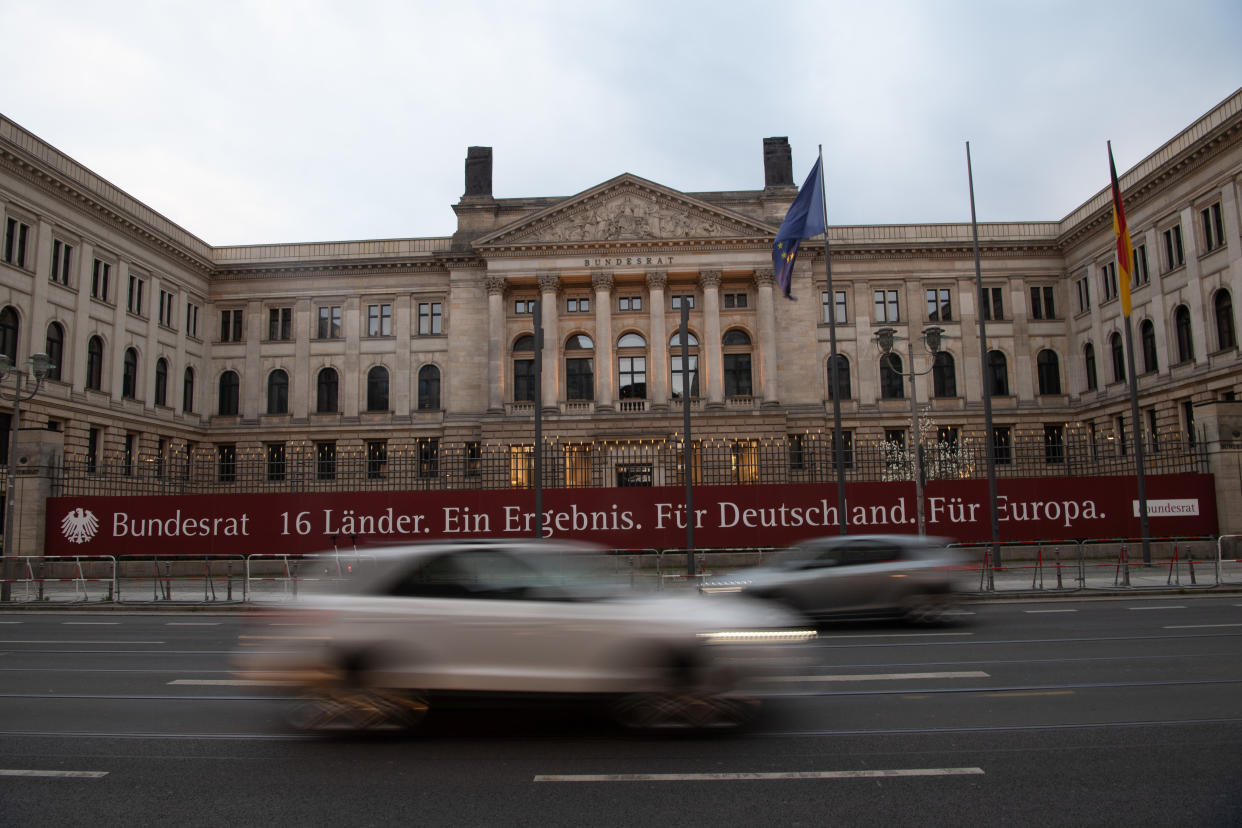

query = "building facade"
[{"left": 2, "top": 89, "right": 1240, "bottom": 555}]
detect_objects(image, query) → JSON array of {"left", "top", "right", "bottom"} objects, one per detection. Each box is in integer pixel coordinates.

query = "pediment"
[{"left": 473, "top": 174, "right": 775, "bottom": 248}]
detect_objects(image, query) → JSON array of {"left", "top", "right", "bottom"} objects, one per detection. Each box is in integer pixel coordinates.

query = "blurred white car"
[
  {"left": 700, "top": 535, "right": 970, "bottom": 624},
  {"left": 234, "top": 541, "right": 813, "bottom": 730}
]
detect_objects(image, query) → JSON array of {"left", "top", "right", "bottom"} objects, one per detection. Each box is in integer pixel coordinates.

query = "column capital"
[
  {"left": 698, "top": 269, "right": 722, "bottom": 289},
  {"left": 484, "top": 275, "right": 507, "bottom": 296},
  {"left": 591, "top": 271, "right": 615, "bottom": 292},
  {"left": 753, "top": 268, "right": 776, "bottom": 287},
  {"left": 537, "top": 271, "right": 560, "bottom": 294},
  {"left": 645, "top": 270, "right": 668, "bottom": 291}
]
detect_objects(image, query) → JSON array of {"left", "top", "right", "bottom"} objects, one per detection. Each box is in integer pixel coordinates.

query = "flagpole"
[
  {"left": 818, "top": 145, "right": 849, "bottom": 534},
  {"left": 966, "top": 142, "right": 1000, "bottom": 574}
]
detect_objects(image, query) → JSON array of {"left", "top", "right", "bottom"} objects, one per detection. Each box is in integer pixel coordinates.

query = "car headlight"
[
  {"left": 699, "top": 584, "right": 745, "bottom": 594},
  {"left": 697, "top": 629, "right": 817, "bottom": 644}
]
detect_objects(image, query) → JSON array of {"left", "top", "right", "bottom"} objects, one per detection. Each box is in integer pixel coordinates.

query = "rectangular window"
[
  {"left": 86, "top": 427, "right": 99, "bottom": 473},
  {"left": 217, "top": 444, "right": 236, "bottom": 483},
  {"left": 317, "top": 305, "right": 342, "bottom": 339},
  {"left": 186, "top": 302, "right": 199, "bottom": 338},
  {"left": 567, "top": 296, "right": 590, "bottom": 313},
  {"left": 731, "top": 440, "right": 760, "bottom": 484},
  {"left": 266, "top": 443, "right": 286, "bottom": 482},
  {"left": 723, "top": 292, "right": 748, "bottom": 309},
  {"left": 1101, "top": 262, "right": 1118, "bottom": 302},
  {"left": 1133, "top": 243, "right": 1150, "bottom": 285},
  {"left": 514, "top": 298, "right": 536, "bottom": 315},
  {"left": 368, "top": 303, "right": 393, "bottom": 337},
  {"left": 3, "top": 217, "right": 30, "bottom": 268},
  {"left": 154, "top": 438, "right": 166, "bottom": 480},
  {"left": 981, "top": 287, "right": 1004, "bottom": 321},
  {"left": 619, "top": 296, "right": 642, "bottom": 312},
  {"left": 1116, "top": 416, "right": 1128, "bottom": 457},
  {"left": 874, "top": 289, "right": 899, "bottom": 323},
  {"left": 822, "top": 289, "right": 847, "bottom": 324},
  {"left": 158, "top": 290, "right": 176, "bottom": 328},
  {"left": 417, "top": 302, "right": 442, "bottom": 335},
  {"left": 1147, "top": 407, "right": 1159, "bottom": 454},
  {"left": 925, "top": 288, "right": 951, "bottom": 321},
  {"left": 617, "top": 463, "right": 653, "bottom": 487},
  {"left": 367, "top": 440, "right": 387, "bottom": 480},
  {"left": 1163, "top": 224, "right": 1185, "bottom": 270},
  {"left": 1043, "top": 424, "right": 1065, "bottom": 464},
  {"left": 1076, "top": 276, "right": 1090, "bottom": 313},
  {"left": 465, "top": 441, "right": 482, "bottom": 478},
  {"left": 1183, "top": 400, "right": 1196, "bottom": 446},
  {"left": 50, "top": 240, "right": 73, "bottom": 285},
  {"left": 92, "top": 259, "right": 111, "bottom": 301},
  {"left": 788, "top": 434, "right": 804, "bottom": 471},
  {"left": 123, "top": 433, "right": 135, "bottom": 477},
  {"left": 1201, "top": 202, "right": 1225, "bottom": 252},
  {"left": 838, "top": 430, "right": 854, "bottom": 470},
  {"left": 671, "top": 294, "right": 695, "bottom": 310},
  {"left": 1030, "top": 285, "right": 1055, "bottom": 320},
  {"left": 509, "top": 445, "right": 532, "bottom": 488},
  {"left": 565, "top": 443, "right": 591, "bottom": 488},
  {"left": 991, "top": 425, "right": 1012, "bottom": 465},
  {"left": 268, "top": 307, "right": 292, "bottom": 341},
  {"left": 220, "top": 309, "right": 243, "bottom": 342},
  {"left": 127, "top": 275, "right": 145, "bottom": 315},
  {"left": 937, "top": 426, "right": 959, "bottom": 447},
  {"left": 418, "top": 438, "right": 439, "bottom": 479},
  {"left": 316, "top": 441, "right": 336, "bottom": 481}
]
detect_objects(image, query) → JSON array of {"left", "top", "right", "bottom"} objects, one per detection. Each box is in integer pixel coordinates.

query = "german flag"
[{"left": 1108, "top": 141, "right": 1133, "bottom": 318}]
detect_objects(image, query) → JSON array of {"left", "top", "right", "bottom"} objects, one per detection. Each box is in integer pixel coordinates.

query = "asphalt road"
[{"left": 1, "top": 597, "right": 1240, "bottom": 827}]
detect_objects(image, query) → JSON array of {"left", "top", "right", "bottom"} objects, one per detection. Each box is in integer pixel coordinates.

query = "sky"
[{"left": 6, "top": 0, "right": 1242, "bottom": 247}]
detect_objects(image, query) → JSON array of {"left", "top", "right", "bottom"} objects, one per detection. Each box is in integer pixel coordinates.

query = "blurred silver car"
[
  {"left": 234, "top": 540, "right": 813, "bottom": 730},
  {"left": 699, "top": 535, "right": 969, "bottom": 623}
]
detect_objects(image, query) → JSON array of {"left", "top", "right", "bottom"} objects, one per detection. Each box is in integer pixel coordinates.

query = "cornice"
[{"left": 212, "top": 258, "right": 449, "bottom": 280}]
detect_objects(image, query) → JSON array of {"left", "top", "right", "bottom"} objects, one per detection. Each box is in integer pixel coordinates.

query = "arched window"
[
  {"left": 1140, "top": 320, "right": 1158, "bottom": 373},
  {"left": 0, "top": 306, "right": 18, "bottom": 360},
  {"left": 366, "top": 365, "right": 389, "bottom": 412},
  {"left": 512, "top": 335, "right": 535, "bottom": 403},
  {"left": 1110, "top": 332, "right": 1125, "bottom": 383},
  {"left": 183, "top": 367, "right": 195, "bottom": 413},
  {"left": 617, "top": 333, "right": 647, "bottom": 399},
  {"left": 826, "top": 354, "right": 850, "bottom": 400},
  {"left": 316, "top": 367, "right": 338, "bottom": 413},
  {"left": 986, "top": 350, "right": 1009, "bottom": 396},
  {"left": 1174, "top": 304, "right": 1194, "bottom": 363},
  {"left": 722, "top": 329, "right": 752, "bottom": 398},
  {"left": 218, "top": 370, "right": 239, "bottom": 416},
  {"left": 932, "top": 351, "right": 956, "bottom": 398},
  {"left": 1215, "top": 289, "right": 1236, "bottom": 350},
  {"left": 154, "top": 358, "right": 168, "bottom": 406},
  {"left": 880, "top": 353, "right": 904, "bottom": 399},
  {"left": 86, "top": 336, "right": 104, "bottom": 391},
  {"left": 45, "top": 322, "right": 64, "bottom": 381},
  {"left": 1084, "top": 342, "right": 1098, "bottom": 391},
  {"left": 418, "top": 364, "right": 441, "bottom": 410},
  {"left": 122, "top": 347, "right": 138, "bottom": 399},
  {"left": 267, "top": 369, "right": 289, "bottom": 414},
  {"left": 670, "top": 330, "right": 699, "bottom": 399},
  {"left": 565, "top": 334, "right": 594, "bottom": 401},
  {"left": 1036, "top": 349, "right": 1061, "bottom": 395}
]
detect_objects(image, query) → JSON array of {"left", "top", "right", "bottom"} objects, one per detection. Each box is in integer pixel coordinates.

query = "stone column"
[
  {"left": 700, "top": 269, "right": 724, "bottom": 406},
  {"left": 754, "top": 268, "right": 778, "bottom": 405},
  {"left": 538, "top": 272, "right": 560, "bottom": 412},
  {"left": 485, "top": 276, "right": 506, "bottom": 412},
  {"left": 646, "top": 271, "right": 669, "bottom": 408},
  {"left": 592, "top": 272, "right": 615, "bottom": 410}
]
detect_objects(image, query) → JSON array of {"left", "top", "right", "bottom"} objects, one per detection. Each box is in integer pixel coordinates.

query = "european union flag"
[{"left": 772, "top": 156, "right": 826, "bottom": 300}]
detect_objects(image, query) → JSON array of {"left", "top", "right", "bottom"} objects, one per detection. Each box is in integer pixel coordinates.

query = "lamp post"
[
  {"left": 875, "top": 327, "right": 943, "bottom": 536},
  {"left": 0, "top": 352, "right": 51, "bottom": 602}
]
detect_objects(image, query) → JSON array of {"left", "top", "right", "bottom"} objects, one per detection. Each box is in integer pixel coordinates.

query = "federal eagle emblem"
[{"left": 61, "top": 507, "right": 99, "bottom": 544}]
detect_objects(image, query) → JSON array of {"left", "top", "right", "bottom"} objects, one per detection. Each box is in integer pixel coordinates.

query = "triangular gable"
[{"left": 473, "top": 173, "right": 776, "bottom": 248}]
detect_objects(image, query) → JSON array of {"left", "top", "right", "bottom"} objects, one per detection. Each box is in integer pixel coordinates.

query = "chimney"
[
  {"left": 763, "top": 137, "right": 793, "bottom": 188},
  {"left": 464, "top": 146, "right": 493, "bottom": 198}
]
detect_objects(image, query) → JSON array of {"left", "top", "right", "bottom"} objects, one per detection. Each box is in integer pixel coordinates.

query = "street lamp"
[
  {"left": 875, "top": 326, "right": 944, "bottom": 535},
  {"left": 0, "top": 351, "right": 51, "bottom": 602}
]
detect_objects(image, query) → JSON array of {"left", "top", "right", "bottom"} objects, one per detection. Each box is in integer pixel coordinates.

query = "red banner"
[{"left": 44, "top": 474, "right": 1218, "bottom": 556}]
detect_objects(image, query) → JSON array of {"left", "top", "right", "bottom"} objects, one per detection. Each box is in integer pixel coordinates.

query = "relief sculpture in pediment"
[{"left": 536, "top": 194, "right": 728, "bottom": 243}]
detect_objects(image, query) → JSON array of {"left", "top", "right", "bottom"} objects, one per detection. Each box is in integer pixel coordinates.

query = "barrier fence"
[{"left": 3, "top": 540, "right": 1241, "bottom": 603}]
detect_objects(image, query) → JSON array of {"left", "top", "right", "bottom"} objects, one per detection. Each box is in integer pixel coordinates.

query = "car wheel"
[
  {"left": 612, "top": 693, "right": 759, "bottom": 730},
  {"left": 900, "top": 593, "right": 951, "bottom": 625},
  {"left": 287, "top": 689, "right": 430, "bottom": 732}
]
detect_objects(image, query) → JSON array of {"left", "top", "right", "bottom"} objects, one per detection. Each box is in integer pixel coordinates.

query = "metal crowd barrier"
[
  {"left": 1217, "top": 534, "right": 1242, "bottom": 586},
  {"left": 114, "top": 556, "right": 248, "bottom": 604},
  {"left": 1, "top": 555, "right": 118, "bottom": 604}
]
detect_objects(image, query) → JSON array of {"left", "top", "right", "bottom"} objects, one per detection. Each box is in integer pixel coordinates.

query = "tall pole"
[
  {"left": 680, "top": 303, "right": 694, "bottom": 574},
  {"left": 966, "top": 142, "right": 1000, "bottom": 569},
  {"left": 906, "top": 338, "right": 925, "bottom": 535},
  {"left": 0, "top": 373, "right": 24, "bottom": 602},
  {"left": 532, "top": 299, "right": 543, "bottom": 541},
  {"left": 817, "top": 145, "right": 848, "bottom": 534},
  {"left": 1122, "top": 314, "right": 1153, "bottom": 564}
]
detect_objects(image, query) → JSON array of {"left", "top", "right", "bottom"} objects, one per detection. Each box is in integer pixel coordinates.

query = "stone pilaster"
[
  {"left": 646, "top": 271, "right": 669, "bottom": 407},
  {"left": 754, "top": 268, "right": 778, "bottom": 405},
  {"left": 592, "top": 272, "right": 615, "bottom": 410},
  {"left": 485, "top": 275, "right": 506, "bottom": 412},
  {"left": 538, "top": 272, "right": 560, "bottom": 411},
  {"left": 700, "top": 269, "right": 723, "bottom": 406}
]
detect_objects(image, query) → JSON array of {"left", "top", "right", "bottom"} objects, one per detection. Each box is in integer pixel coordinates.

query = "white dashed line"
[
  {"left": 1164, "top": 623, "right": 1242, "bottom": 629},
  {"left": 1023, "top": 609, "right": 1077, "bottom": 613},
  {"left": 168, "top": 679, "right": 295, "bottom": 686},
  {"left": 62, "top": 621, "right": 120, "bottom": 625},
  {"left": 165, "top": 622, "right": 221, "bottom": 626},
  {"left": 535, "top": 768, "right": 986, "bottom": 782},
  {"left": 769, "top": 671, "right": 989, "bottom": 683},
  {"left": 0, "top": 769, "right": 108, "bottom": 779},
  {"left": 1128, "top": 605, "right": 1186, "bottom": 610}
]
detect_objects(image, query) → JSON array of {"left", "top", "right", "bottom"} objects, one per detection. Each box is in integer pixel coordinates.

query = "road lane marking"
[
  {"left": 1023, "top": 609, "right": 1077, "bottom": 613},
  {"left": 769, "top": 671, "right": 989, "bottom": 683},
  {"left": 535, "top": 768, "right": 985, "bottom": 782},
  {"left": 169, "top": 679, "right": 295, "bottom": 686},
  {"left": 0, "top": 769, "right": 108, "bottom": 778},
  {"left": 166, "top": 622, "right": 221, "bottom": 626},
  {"left": 0, "top": 640, "right": 166, "bottom": 645},
  {"left": 0, "top": 621, "right": 22, "bottom": 624},
  {"left": 1128, "top": 606, "right": 1186, "bottom": 610},
  {"left": 62, "top": 621, "right": 119, "bottom": 625},
  {"left": 1164, "top": 623, "right": 1242, "bottom": 629},
  {"left": 818, "top": 632, "right": 974, "bottom": 639},
  {"left": 983, "top": 690, "right": 1075, "bottom": 697}
]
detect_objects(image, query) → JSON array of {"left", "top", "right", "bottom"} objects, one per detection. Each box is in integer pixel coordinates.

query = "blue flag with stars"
[{"left": 772, "top": 156, "right": 826, "bottom": 300}]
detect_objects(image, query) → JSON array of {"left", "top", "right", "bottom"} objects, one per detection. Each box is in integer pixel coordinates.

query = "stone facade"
[{"left": 1, "top": 90, "right": 1241, "bottom": 555}]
